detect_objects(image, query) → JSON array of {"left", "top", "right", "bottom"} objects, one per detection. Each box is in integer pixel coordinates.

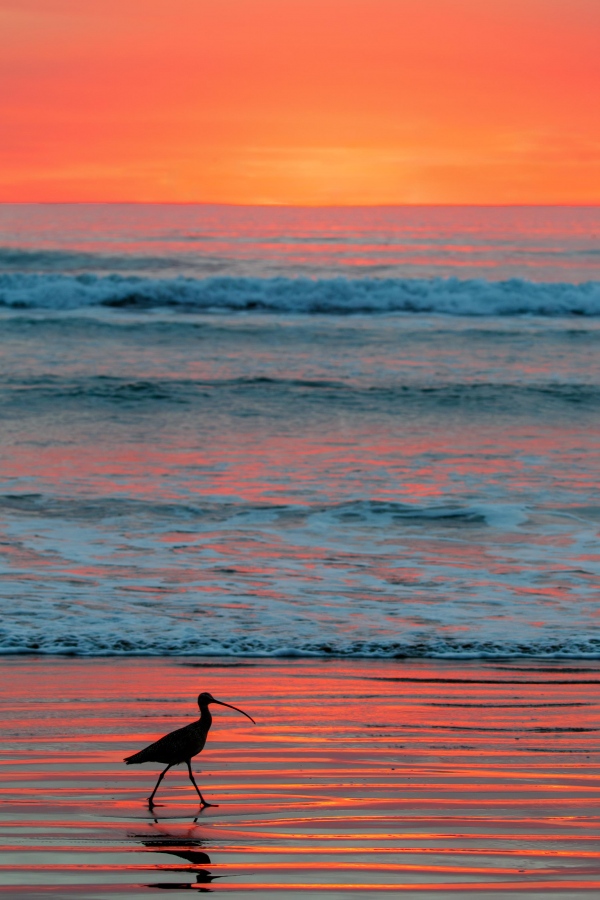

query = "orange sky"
[{"left": 1, "top": 0, "right": 598, "bottom": 204}]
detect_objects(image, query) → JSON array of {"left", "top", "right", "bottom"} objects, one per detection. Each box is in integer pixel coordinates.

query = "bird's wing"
[{"left": 124, "top": 721, "right": 202, "bottom": 765}]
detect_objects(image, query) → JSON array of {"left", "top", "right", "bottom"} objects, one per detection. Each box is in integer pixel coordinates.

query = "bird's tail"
[{"left": 124, "top": 750, "right": 146, "bottom": 765}]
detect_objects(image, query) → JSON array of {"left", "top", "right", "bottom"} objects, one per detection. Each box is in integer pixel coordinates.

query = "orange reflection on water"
[{"left": 3, "top": 663, "right": 600, "bottom": 850}]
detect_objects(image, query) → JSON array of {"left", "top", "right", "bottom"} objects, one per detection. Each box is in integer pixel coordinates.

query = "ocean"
[{"left": 0, "top": 203, "right": 598, "bottom": 659}]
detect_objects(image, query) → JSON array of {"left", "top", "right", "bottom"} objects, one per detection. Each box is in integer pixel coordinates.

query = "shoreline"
[
  {"left": 1, "top": 656, "right": 600, "bottom": 897},
  {"left": 4, "top": 650, "right": 600, "bottom": 660}
]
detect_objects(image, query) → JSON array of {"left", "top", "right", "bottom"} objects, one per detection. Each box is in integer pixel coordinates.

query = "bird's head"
[
  {"left": 197, "top": 692, "right": 255, "bottom": 724},
  {"left": 198, "top": 691, "right": 216, "bottom": 705}
]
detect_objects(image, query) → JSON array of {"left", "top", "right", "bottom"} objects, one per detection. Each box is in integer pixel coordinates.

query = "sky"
[{"left": 1, "top": 0, "right": 598, "bottom": 204}]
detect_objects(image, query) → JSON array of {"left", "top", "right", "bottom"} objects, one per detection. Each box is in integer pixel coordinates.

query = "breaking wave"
[
  {"left": 1, "top": 273, "right": 600, "bottom": 315},
  {"left": 2, "top": 632, "right": 600, "bottom": 659}
]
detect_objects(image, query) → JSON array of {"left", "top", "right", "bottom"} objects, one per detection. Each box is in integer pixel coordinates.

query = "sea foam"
[{"left": 1, "top": 274, "right": 600, "bottom": 315}]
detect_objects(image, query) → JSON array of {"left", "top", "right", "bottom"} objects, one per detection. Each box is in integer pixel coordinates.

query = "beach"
[{"left": 2, "top": 656, "right": 600, "bottom": 897}]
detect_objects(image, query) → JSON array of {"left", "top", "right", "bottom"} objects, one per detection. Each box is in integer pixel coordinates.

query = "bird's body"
[
  {"left": 125, "top": 711, "right": 212, "bottom": 767},
  {"left": 124, "top": 692, "right": 254, "bottom": 808}
]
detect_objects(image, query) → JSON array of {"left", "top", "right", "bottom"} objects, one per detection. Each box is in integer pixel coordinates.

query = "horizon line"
[{"left": 1, "top": 201, "right": 599, "bottom": 209}]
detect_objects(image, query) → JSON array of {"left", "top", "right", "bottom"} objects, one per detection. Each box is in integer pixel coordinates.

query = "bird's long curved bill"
[{"left": 214, "top": 699, "right": 255, "bottom": 724}]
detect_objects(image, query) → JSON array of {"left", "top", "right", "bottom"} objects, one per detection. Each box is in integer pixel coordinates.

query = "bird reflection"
[
  {"left": 147, "top": 875, "right": 213, "bottom": 892},
  {"left": 131, "top": 820, "right": 220, "bottom": 892}
]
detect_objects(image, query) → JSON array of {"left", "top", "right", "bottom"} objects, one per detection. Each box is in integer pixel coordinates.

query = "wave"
[
  {"left": 2, "top": 631, "right": 600, "bottom": 659},
  {"left": 0, "top": 493, "right": 518, "bottom": 527},
  {"left": 1, "top": 375, "right": 598, "bottom": 413},
  {"left": 0, "top": 247, "right": 187, "bottom": 273},
  {"left": 1, "top": 274, "right": 600, "bottom": 315}
]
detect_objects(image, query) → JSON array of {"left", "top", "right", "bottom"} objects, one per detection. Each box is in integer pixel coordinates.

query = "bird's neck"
[{"left": 198, "top": 704, "right": 212, "bottom": 730}]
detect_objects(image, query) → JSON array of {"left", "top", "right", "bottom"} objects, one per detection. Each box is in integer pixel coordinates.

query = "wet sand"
[{"left": 1, "top": 656, "right": 600, "bottom": 897}]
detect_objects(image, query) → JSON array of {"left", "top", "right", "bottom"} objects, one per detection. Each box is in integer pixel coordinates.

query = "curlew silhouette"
[{"left": 124, "top": 691, "right": 255, "bottom": 808}]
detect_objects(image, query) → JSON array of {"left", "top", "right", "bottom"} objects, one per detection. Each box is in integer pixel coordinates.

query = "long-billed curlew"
[{"left": 124, "top": 691, "right": 255, "bottom": 808}]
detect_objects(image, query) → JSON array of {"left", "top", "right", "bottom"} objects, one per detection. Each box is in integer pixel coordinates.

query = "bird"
[{"left": 124, "top": 691, "right": 255, "bottom": 808}]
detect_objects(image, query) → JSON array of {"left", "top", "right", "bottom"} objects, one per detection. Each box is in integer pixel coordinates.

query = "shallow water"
[
  {"left": 2, "top": 658, "right": 600, "bottom": 897},
  {"left": 0, "top": 205, "right": 598, "bottom": 657}
]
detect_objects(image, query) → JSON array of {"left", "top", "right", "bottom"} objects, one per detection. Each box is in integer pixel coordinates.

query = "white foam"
[
  {"left": 1, "top": 274, "right": 600, "bottom": 316},
  {"left": 0, "top": 494, "right": 598, "bottom": 659}
]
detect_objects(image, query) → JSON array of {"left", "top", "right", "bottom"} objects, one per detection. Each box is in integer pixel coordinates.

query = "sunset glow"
[{"left": 1, "top": 0, "right": 598, "bottom": 203}]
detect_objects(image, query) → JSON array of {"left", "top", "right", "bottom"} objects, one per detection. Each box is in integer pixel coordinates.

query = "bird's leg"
[
  {"left": 148, "top": 763, "right": 172, "bottom": 808},
  {"left": 186, "top": 760, "right": 217, "bottom": 808}
]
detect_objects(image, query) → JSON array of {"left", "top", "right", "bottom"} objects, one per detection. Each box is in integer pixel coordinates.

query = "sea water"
[{"left": 0, "top": 204, "right": 598, "bottom": 657}]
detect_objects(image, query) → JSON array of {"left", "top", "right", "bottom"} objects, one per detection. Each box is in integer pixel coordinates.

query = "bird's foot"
[{"left": 200, "top": 800, "right": 218, "bottom": 808}]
